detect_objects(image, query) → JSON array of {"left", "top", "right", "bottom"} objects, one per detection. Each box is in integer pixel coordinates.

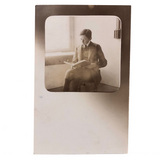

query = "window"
[{"left": 45, "top": 16, "right": 74, "bottom": 53}]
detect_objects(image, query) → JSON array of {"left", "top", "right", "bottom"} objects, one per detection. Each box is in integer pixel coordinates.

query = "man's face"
[{"left": 80, "top": 35, "right": 91, "bottom": 45}]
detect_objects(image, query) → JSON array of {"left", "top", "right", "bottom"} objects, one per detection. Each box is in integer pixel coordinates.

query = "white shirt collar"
[
  {"left": 86, "top": 40, "right": 91, "bottom": 46},
  {"left": 82, "top": 41, "right": 91, "bottom": 48}
]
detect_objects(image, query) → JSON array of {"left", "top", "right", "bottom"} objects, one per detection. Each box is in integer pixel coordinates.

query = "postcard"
[{"left": 34, "top": 5, "right": 131, "bottom": 154}]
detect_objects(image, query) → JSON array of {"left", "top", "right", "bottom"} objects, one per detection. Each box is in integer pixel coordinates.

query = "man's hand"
[
  {"left": 71, "top": 64, "right": 81, "bottom": 69},
  {"left": 85, "top": 63, "right": 98, "bottom": 69}
]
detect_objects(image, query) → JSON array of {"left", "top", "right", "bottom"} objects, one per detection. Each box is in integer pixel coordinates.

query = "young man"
[{"left": 63, "top": 29, "right": 107, "bottom": 92}]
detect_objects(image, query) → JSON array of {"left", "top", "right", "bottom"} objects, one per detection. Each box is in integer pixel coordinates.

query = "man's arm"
[
  {"left": 85, "top": 44, "right": 107, "bottom": 69},
  {"left": 96, "top": 45, "right": 107, "bottom": 68},
  {"left": 72, "top": 47, "right": 78, "bottom": 63}
]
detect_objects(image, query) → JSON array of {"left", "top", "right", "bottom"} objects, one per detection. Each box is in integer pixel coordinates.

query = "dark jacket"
[
  {"left": 72, "top": 41, "right": 107, "bottom": 68},
  {"left": 72, "top": 41, "right": 107, "bottom": 88}
]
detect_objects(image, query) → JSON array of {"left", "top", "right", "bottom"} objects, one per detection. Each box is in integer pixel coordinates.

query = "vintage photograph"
[
  {"left": 45, "top": 16, "right": 121, "bottom": 92},
  {"left": 34, "top": 5, "right": 130, "bottom": 154}
]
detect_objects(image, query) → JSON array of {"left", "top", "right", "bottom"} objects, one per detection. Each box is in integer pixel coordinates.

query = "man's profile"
[{"left": 63, "top": 29, "right": 107, "bottom": 92}]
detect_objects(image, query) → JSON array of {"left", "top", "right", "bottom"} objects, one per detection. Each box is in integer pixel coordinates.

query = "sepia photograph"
[
  {"left": 45, "top": 16, "right": 121, "bottom": 92},
  {"left": 34, "top": 5, "right": 130, "bottom": 154}
]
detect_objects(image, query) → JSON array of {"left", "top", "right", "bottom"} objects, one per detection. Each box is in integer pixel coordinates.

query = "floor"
[{"left": 48, "top": 83, "right": 119, "bottom": 93}]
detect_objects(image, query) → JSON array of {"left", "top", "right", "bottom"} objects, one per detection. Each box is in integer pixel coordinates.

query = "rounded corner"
[
  {"left": 45, "top": 16, "right": 53, "bottom": 25},
  {"left": 114, "top": 15, "right": 122, "bottom": 23}
]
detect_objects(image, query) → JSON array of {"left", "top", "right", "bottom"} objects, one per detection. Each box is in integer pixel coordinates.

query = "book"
[{"left": 64, "top": 60, "right": 90, "bottom": 68}]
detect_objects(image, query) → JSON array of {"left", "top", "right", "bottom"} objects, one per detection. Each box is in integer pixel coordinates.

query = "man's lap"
[{"left": 65, "top": 68, "right": 98, "bottom": 82}]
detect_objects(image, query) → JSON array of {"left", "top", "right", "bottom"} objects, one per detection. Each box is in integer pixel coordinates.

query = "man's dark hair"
[{"left": 80, "top": 29, "right": 92, "bottom": 39}]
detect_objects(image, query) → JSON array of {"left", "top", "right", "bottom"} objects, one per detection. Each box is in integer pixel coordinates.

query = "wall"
[
  {"left": 45, "top": 64, "right": 71, "bottom": 89},
  {"left": 74, "top": 16, "right": 121, "bottom": 87}
]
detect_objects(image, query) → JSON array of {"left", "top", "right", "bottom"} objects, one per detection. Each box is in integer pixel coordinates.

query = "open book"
[{"left": 64, "top": 60, "right": 90, "bottom": 68}]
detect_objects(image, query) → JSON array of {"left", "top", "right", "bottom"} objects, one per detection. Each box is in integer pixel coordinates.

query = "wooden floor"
[{"left": 48, "top": 83, "right": 119, "bottom": 93}]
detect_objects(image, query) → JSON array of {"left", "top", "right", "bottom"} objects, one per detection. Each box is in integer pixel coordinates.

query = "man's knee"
[{"left": 65, "top": 69, "right": 74, "bottom": 80}]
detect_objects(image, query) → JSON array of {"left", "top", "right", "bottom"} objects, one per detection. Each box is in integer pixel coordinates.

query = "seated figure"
[{"left": 63, "top": 29, "right": 107, "bottom": 92}]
